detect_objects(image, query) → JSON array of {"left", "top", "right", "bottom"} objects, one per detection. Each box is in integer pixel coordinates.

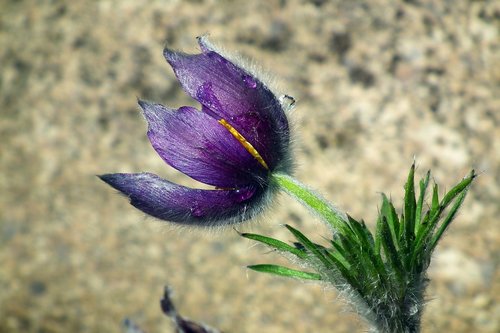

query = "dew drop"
[
  {"left": 243, "top": 75, "right": 257, "bottom": 89},
  {"left": 190, "top": 203, "right": 204, "bottom": 217},
  {"left": 235, "top": 187, "right": 255, "bottom": 203}
]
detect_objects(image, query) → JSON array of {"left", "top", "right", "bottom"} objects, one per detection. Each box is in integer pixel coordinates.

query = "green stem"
[{"left": 271, "top": 173, "right": 348, "bottom": 232}]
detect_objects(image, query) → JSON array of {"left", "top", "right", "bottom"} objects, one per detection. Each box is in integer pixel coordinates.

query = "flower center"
[{"left": 218, "top": 118, "right": 269, "bottom": 170}]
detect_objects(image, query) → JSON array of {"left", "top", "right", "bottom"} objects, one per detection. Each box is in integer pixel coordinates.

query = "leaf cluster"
[{"left": 242, "top": 164, "right": 475, "bottom": 332}]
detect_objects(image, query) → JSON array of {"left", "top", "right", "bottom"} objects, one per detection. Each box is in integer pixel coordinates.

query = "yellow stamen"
[{"left": 218, "top": 119, "right": 269, "bottom": 170}]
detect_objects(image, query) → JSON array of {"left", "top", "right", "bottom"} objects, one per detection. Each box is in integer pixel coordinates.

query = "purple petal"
[
  {"left": 163, "top": 37, "right": 290, "bottom": 170},
  {"left": 98, "top": 173, "right": 270, "bottom": 226},
  {"left": 139, "top": 101, "right": 267, "bottom": 188}
]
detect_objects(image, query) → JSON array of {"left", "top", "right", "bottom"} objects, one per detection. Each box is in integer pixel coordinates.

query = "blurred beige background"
[{"left": 1, "top": 0, "right": 498, "bottom": 332}]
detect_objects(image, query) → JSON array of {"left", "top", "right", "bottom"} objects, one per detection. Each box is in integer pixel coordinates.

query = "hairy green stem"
[{"left": 271, "top": 173, "right": 348, "bottom": 231}]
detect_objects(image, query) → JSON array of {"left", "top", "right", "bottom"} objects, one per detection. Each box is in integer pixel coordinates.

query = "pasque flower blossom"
[{"left": 100, "top": 37, "right": 292, "bottom": 226}]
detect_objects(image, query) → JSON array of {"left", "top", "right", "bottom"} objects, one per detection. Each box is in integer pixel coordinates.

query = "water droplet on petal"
[
  {"left": 197, "top": 82, "right": 223, "bottom": 112},
  {"left": 235, "top": 187, "right": 256, "bottom": 203},
  {"left": 243, "top": 75, "right": 257, "bottom": 89},
  {"left": 190, "top": 203, "right": 204, "bottom": 217}
]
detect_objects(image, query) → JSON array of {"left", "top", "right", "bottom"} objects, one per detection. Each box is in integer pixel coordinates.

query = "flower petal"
[
  {"left": 139, "top": 100, "right": 267, "bottom": 188},
  {"left": 98, "top": 173, "right": 269, "bottom": 225},
  {"left": 163, "top": 37, "right": 290, "bottom": 171}
]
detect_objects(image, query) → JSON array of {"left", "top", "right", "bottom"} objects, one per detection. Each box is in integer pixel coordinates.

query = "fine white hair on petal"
[
  {"left": 195, "top": 35, "right": 298, "bottom": 176},
  {"left": 196, "top": 34, "right": 288, "bottom": 107}
]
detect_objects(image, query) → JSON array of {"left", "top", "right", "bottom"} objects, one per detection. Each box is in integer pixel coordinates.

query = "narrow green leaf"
[
  {"left": 412, "top": 210, "right": 431, "bottom": 262},
  {"left": 285, "top": 225, "right": 360, "bottom": 292},
  {"left": 439, "top": 170, "right": 475, "bottom": 209},
  {"left": 430, "top": 183, "right": 439, "bottom": 217},
  {"left": 363, "top": 220, "right": 376, "bottom": 247},
  {"left": 310, "top": 241, "right": 350, "bottom": 269},
  {"left": 380, "top": 216, "right": 404, "bottom": 286},
  {"left": 247, "top": 264, "right": 322, "bottom": 280},
  {"left": 415, "top": 170, "right": 431, "bottom": 233},
  {"left": 380, "top": 196, "right": 406, "bottom": 277},
  {"left": 403, "top": 163, "right": 417, "bottom": 247},
  {"left": 411, "top": 170, "right": 475, "bottom": 269},
  {"left": 413, "top": 184, "right": 439, "bottom": 253},
  {"left": 336, "top": 235, "right": 360, "bottom": 273},
  {"left": 333, "top": 235, "right": 367, "bottom": 294},
  {"left": 429, "top": 187, "right": 469, "bottom": 252},
  {"left": 240, "top": 232, "right": 307, "bottom": 259},
  {"left": 375, "top": 215, "right": 383, "bottom": 257},
  {"left": 346, "top": 215, "right": 388, "bottom": 285},
  {"left": 329, "top": 240, "right": 352, "bottom": 270},
  {"left": 346, "top": 215, "right": 368, "bottom": 245},
  {"left": 285, "top": 224, "right": 331, "bottom": 268},
  {"left": 381, "top": 194, "right": 400, "bottom": 250}
]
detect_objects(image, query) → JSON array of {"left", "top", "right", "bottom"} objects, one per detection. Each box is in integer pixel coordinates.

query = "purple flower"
[{"left": 100, "top": 37, "right": 292, "bottom": 226}]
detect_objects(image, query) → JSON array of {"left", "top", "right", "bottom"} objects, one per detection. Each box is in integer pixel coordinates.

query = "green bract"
[{"left": 243, "top": 164, "right": 475, "bottom": 333}]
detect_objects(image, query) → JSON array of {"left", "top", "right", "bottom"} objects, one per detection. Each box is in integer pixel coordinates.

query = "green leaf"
[
  {"left": 430, "top": 183, "right": 440, "bottom": 217},
  {"left": 413, "top": 184, "right": 440, "bottom": 254},
  {"left": 348, "top": 215, "right": 375, "bottom": 248},
  {"left": 330, "top": 236, "right": 366, "bottom": 294},
  {"left": 415, "top": 170, "right": 431, "bottom": 233},
  {"left": 310, "top": 241, "right": 352, "bottom": 272},
  {"left": 258, "top": 166, "right": 475, "bottom": 333},
  {"left": 328, "top": 240, "right": 352, "bottom": 270},
  {"left": 380, "top": 216, "right": 404, "bottom": 287},
  {"left": 403, "top": 163, "right": 417, "bottom": 248},
  {"left": 285, "top": 224, "right": 332, "bottom": 268},
  {"left": 247, "top": 264, "right": 322, "bottom": 280},
  {"left": 285, "top": 225, "right": 360, "bottom": 292},
  {"left": 336, "top": 235, "right": 360, "bottom": 273},
  {"left": 429, "top": 184, "right": 470, "bottom": 252},
  {"left": 411, "top": 170, "right": 475, "bottom": 270},
  {"left": 381, "top": 194, "right": 400, "bottom": 250},
  {"left": 375, "top": 215, "right": 383, "bottom": 257},
  {"left": 240, "top": 232, "right": 307, "bottom": 259},
  {"left": 346, "top": 215, "right": 388, "bottom": 287},
  {"left": 439, "top": 170, "right": 475, "bottom": 208}
]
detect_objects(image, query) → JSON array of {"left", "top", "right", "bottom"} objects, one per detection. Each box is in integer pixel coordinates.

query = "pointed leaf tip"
[{"left": 247, "top": 264, "right": 322, "bottom": 280}]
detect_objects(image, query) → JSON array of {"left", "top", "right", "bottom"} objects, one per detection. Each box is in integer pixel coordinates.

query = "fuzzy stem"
[{"left": 271, "top": 173, "right": 348, "bottom": 231}]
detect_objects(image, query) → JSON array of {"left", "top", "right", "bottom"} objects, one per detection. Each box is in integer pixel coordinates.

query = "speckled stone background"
[{"left": 1, "top": 0, "right": 498, "bottom": 332}]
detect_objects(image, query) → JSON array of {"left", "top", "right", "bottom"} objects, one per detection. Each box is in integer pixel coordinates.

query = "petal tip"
[
  {"left": 137, "top": 101, "right": 173, "bottom": 123},
  {"left": 137, "top": 100, "right": 155, "bottom": 120},
  {"left": 98, "top": 173, "right": 133, "bottom": 196},
  {"left": 163, "top": 47, "right": 182, "bottom": 64},
  {"left": 97, "top": 173, "right": 113, "bottom": 184},
  {"left": 137, "top": 98, "right": 147, "bottom": 108},
  {"left": 98, "top": 173, "right": 128, "bottom": 190},
  {"left": 196, "top": 34, "right": 213, "bottom": 52},
  {"left": 137, "top": 99, "right": 157, "bottom": 112}
]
